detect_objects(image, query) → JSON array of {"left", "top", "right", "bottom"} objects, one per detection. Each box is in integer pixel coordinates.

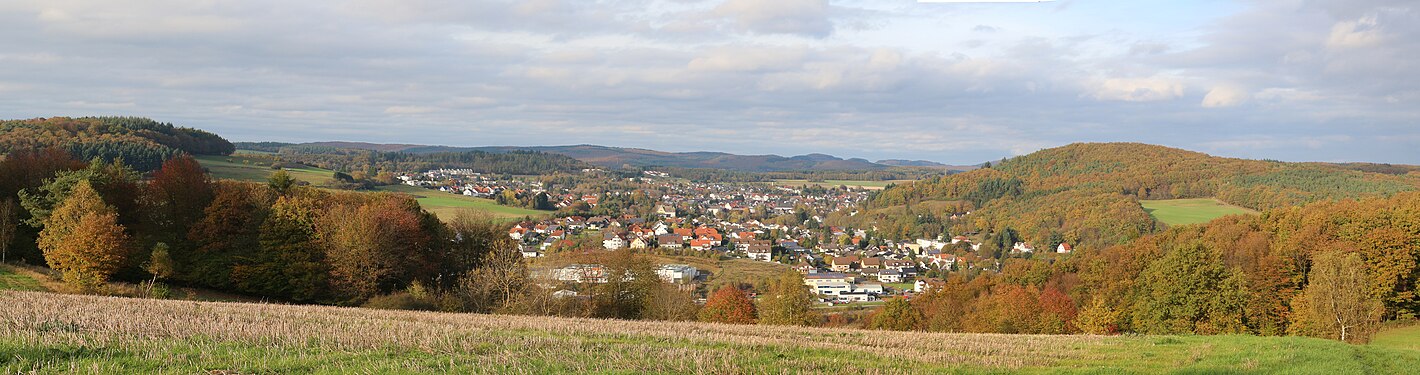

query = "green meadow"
[
  {"left": 373, "top": 184, "right": 549, "bottom": 220},
  {"left": 1141, "top": 198, "right": 1259, "bottom": 226},
  {"left": 195, "top": 154, "right": 547, "bottom": 221}
]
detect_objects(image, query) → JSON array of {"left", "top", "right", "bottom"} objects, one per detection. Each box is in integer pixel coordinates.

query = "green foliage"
[
  {"left": 757, "top": 271, "right": 818, "bottom": 326},
  {"left": 870, "top": 297, "right": 923, "bottom": 331},
  {"left": 1130, "top": 242, "right": 1248, "bottom": 334}
]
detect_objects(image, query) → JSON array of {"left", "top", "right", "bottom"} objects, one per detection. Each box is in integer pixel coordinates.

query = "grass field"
[
  {"left": 772, "top": 179, "right": 915, "bottom": 190},
  {"left": 1141, "top": 198, "right": 1259, "bottom": 226},
  {"left": 373, "top": 184, "right": 549, "bottom": 220},
  {"left": 0, "top": 266, "right": 46, "bottom": 292},
  {"left": 1372, "top": 322, "right": 1420, "bottom": 352},
  {"left": 194, "top": 153, "right": 335, "bottom": 186},
  {"left": 195, "top": 154, "right": 547, "bottom": 221},
  {"left": 2, "top": 291, "right": 1417, "bottom": 374}
]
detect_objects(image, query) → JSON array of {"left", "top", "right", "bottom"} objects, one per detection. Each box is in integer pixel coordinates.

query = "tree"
[
  {"left": 457, "top": 234, "right": 529, "bottom": 313},
  {"left": 644, "top": 283, "right": 699, "bottom": 321},
  {"left": 37, "top": 180, "right": 132, "bottom": 291},
  {"left": 758, "top": 270, "right": 818, "bottom": 326},
  {"left": 184, "top": 182, "right": 266, "bottom": 289},
  {"left": 1075, "top": 297, "right": 1122, "bottom": 335},
  {"left": 268, "top": 170, "right": 295, "bottom": 195},
  {"left": 590, "top": 251, "right": 659, "bottom": 319},
  {"left": 0, "top": 199, "right": 16, "bottom": 263},
  {"left": 142, "top": 155, "right": 214, "bottom": 249},
  {"left": 144, "top": 242, "right": 176, "bottom": 281},
  {"left": 1131, "top": 242, "right": 1248, "bottom": 335},
  {"left": 231, "top": 195, "right": 327, "bottom": 302},
  {"left": 871, "top": 297, "right": 924, "bottom": 331},
  {"left": 699, "top": 285, "right": 757, "bottom": 324},
  {"left": 1290, "top": 251, "right": 1385, "bottom": 343}
]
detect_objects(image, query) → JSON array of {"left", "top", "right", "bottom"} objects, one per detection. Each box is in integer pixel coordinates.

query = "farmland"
[
  {"left": 372, "top": 184, "right": 549, "bottom": 220},
  {"left": 194, "top": 154, "right": 548, "bottom": 221},
  {"left": 2, "top": 291, "right": 1417, "bottom": 374},
  {"left": 1140, "top": 198, "right": 1259, "bottom": 226},
  {"left": 194, "top": 153, "right": 335, "bottom": 186}
]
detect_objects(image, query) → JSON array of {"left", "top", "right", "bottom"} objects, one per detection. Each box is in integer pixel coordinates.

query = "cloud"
[
  {"left": 0, "top": 0, "right": 1416, "bottom": 164},
  {"left": 1089, "top": 77, "right": 1185, "bottom": 102},
  {"left": 1201, "top": 86, "right": 1249, "bottom": 108},
  {"left": 711, "top": 0, "right": 834, "bottom": 38}
]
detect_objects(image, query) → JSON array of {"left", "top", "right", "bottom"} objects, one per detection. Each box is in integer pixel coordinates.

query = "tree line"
[{"left": 0, "top": 117, "right": 233, "bottom": 171}]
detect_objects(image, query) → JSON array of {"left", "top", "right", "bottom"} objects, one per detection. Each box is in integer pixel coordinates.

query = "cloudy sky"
[{"left": 1, "top": 0, "right": 1416, "bottom": 164}]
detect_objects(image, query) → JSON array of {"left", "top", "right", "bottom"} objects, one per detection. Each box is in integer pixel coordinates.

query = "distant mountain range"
[{"left": 238, "top": 142, "right": 977, "bottom": 173}]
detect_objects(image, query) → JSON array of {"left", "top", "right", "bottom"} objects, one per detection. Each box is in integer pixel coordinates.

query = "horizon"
[{"left": 2, "top": 0, "right": 1418, "bottom": 165}]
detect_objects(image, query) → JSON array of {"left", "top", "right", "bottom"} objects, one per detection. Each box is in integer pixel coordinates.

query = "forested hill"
[
  {"left": 236, "top": 142, "right": 592, "bottom": 176},
  {"left": 0, "top": 117, "right": 233, "bottom": 171},
  {"left": 847, "top": 143, "right": 1420, "bottom": 250},
  {"left": 238, "top": 142, "right": 964, "bottom": 172}
]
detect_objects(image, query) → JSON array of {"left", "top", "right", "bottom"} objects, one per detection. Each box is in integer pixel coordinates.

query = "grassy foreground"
[
  {"left": 2, "top": 291, "right": 1416, "bottom": 374},
  {"left": 1140, "top": 198, "right": 1258, "bottom": 226}
]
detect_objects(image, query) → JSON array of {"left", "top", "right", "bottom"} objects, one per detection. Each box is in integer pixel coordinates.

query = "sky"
[{"left": 1, "top": 0, "right": 1417, "bottom": 165}]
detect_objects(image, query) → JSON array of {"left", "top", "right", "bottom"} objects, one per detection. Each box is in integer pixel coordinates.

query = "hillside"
[
  {"left": 2, "top": 291, "right": 1415, "bottom": 374},
  {"left": 856, "top": 142, "right": 1420, "bottom": 248},
  {"left": 238, "top": 142, "right": 964, "bottom": 172},
  {"left": 0, "top": 117, "right": 233, "bottom": 171}
]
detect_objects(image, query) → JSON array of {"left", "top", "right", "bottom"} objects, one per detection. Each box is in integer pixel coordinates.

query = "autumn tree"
[
  {"left": 1131, "top": 242, "right": 1248, "bottom": 334},
  {"left": 590, "top": 251, "right": 660, "bottom": 319},
  {"left": 318, "top": 196, "right": 434, "bottom": 303},
  {"left": 184, "top": 182, "right": 267, "bottom": 289},
  {"left": 231, "top": 195, "right": 328, "bottom": 302},
  {"left": 758, "top": 270, "right": 818, "bottom": 326},
  {"left": 1290, "top": 251, "right": 1385, "bottom": 343},
  {"left": 37, "top": 180, "right": 132, "bottom": 291},
  {"left": 643, "top": 283, "right": 699, "bottom": 321},
  {"left": 457, "top": 232, "right": 529, "bottom": 313},
  {"left": 700, "top": 284, "right": 757, "bottom": 324},
  {"left": 268, "top": 170, "right": 295, "bottom": 195},
  {"left": 141, "top": 155, "right": 214, "bottom": 250},
  {"left": 870, "top": 297, "right": 924, "bottom": 331}
]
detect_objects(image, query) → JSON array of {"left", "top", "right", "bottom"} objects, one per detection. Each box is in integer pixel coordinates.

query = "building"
[
  {"left": 1056, "top": 243, "right": 1073, "bottom": 253},
  {"left": 877, "top": 269, "right": 903, "bottom": 283},
  {"left": 602, "top": 236, "right": 626, "bottom": 250},
  {"left": 655, "top": 264, "right": 698, "bottom": 283},
  {"left": 805, "top": 273, "right": 853, "bottom": 296}
]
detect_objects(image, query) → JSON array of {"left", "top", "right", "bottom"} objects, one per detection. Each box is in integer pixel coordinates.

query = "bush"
[{"left": 363, "top": 292, "right": 435, "bottom": 311}]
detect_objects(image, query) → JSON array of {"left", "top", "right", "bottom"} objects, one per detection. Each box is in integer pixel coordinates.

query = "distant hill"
[
  {"left": 850, "top": 142, "right": 1420, "bottom": 250},
  {"left": 0, "top": 116, "right": 234, "bottom": 171},
  {"left": 238, "top": 142, "right": 966, "bottom": 172}
]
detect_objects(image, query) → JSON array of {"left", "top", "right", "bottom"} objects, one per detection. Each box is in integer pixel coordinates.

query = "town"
[{"left": 398, "top": 167, "right": 1075, "bottom": 306}]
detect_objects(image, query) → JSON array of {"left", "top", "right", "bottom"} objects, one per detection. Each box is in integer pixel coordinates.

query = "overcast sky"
[{"left": 1, "top": 0, "right": 1416, "bottom": 164}]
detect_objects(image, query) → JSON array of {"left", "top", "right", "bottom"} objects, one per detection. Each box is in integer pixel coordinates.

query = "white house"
[
  {"left": 655, "top": 264, "right": 698, "bottom": 283},
  {"left": 603, "top": 236, "right": 626, "bottom": 250},
  {"left": 1056, "top": 243, "right": 1073, "bottom": 253},
  {"left": 877, "top": 269, "right": 903, "bottom": 283},
  {"left": 1012, "top": 242, "right": 1035, "bottom": 253}
]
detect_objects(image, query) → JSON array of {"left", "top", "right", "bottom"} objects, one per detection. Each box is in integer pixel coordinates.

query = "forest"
[
  {"left": 849, "top": 143, "right": 1420, "bottom": 249},
  {"left": 235, "top": 142, "right": 591, "bottom": 176},
  {"left": 0, "top": 117, "right": 234, "bottom": 171},
  {"left": 870, "top": 191, "right": 1420, "bottom": 343}
]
